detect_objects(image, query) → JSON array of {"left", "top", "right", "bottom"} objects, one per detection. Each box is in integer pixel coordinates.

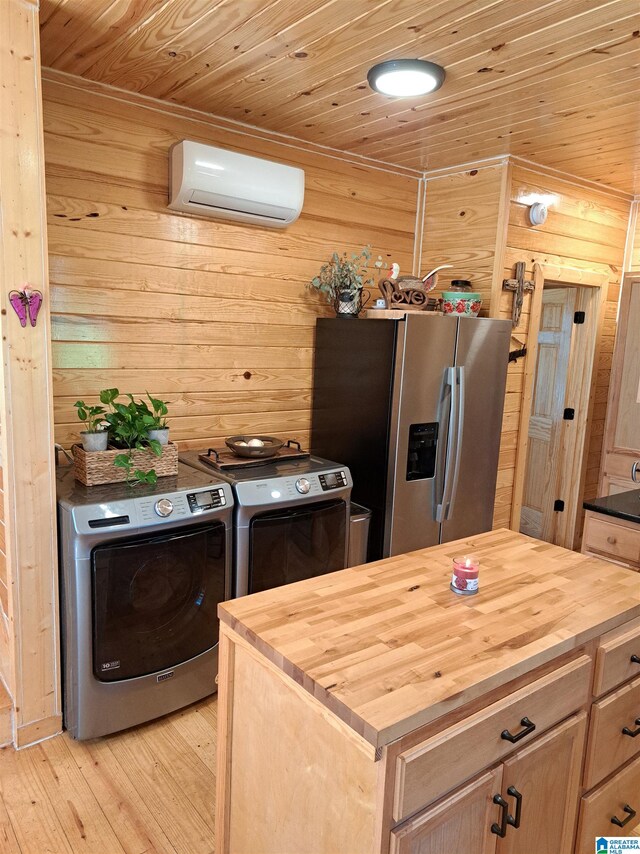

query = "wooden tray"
[
  {"left": 198, "top": 444, "right": 310, "bottom": 471},
  {"left": 72, "top": 442, "right": 178, "bottom": 486}
]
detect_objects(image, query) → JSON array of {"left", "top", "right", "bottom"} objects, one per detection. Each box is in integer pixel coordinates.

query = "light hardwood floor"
[
  {"left": 0, "top": 696, "right": 216, "bottom": 854},
  {"left": 0, "top": 692, "right": 638, "bottom": 853}
]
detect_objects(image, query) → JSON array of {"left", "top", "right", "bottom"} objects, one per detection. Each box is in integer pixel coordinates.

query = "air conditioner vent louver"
[{"left": 168, "top": 140, "right": 304, "bottom": 228}]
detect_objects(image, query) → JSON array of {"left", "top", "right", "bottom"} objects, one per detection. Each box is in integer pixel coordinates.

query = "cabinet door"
[
  {"left": 497, "top": 713, "right": 587, "bottom": 854},
  {"left": 390, "top": 767, "right": 502, "bottom": 854}
]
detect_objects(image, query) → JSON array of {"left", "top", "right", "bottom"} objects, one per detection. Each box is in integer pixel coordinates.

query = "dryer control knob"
[
  {"left": 155, "top": 498, "right": 174, "bottom": 517},
  {"left": 295, "top": 478, "right": 311, "bottom": 494}
]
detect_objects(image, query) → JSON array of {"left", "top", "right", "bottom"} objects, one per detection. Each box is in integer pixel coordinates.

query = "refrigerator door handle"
[
  {"left": 445, "top": 366, "right": 465, "bottom": 520},
  {"left": 436, "top": 367, "right": 458, "bottom": 523}
]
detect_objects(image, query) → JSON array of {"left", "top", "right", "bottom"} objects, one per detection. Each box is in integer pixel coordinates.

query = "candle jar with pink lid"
[{"left": 451, "top": 555, "right": 480, "bottom": 595}]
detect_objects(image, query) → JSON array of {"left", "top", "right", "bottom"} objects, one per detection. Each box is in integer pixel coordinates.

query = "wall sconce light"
[{"left": 528, "top": 202, "right": 548, "bottom": 226}]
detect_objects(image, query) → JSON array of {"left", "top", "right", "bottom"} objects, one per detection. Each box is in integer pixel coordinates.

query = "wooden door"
[
  {"left": 497, "top": 713, "right": 587, "bottom": 854},
  {"left": 520, "top": 287, "right": 576, "bottom": 540},
  {"left": 390, "top": 768, "right": 502, "bottom": 854},
  {"left": 600, "top": 275, "right": 640, "bottom": 495}
]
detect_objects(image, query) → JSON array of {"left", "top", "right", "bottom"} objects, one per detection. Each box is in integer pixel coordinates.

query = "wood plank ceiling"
[{"left": 40, "top": 0, "right": 640, "bottom": 193}]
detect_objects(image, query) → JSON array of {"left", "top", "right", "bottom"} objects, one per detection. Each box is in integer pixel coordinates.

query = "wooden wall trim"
[
  {"left": 0, "top": 0, "right": 61, "bottom": 745},
  {"left": 623, "top": 200, "right": 639, "bottom": 272},
  {"left": 509, "top": 262, "right": 546, "bottom": 531},
  {"left": 413, "top": 177, "right": 427, "bottom": 276},
  {"left": 490, "top": 159, "right": 513, "bottom": 313},
  {"left": 40, "top": 67, "right": 422, "bottom": 180}
]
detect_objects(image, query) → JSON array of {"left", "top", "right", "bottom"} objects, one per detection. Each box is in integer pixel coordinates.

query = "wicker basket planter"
[{"left": 73, "top": 442, "right": 178, "bottom": 486}]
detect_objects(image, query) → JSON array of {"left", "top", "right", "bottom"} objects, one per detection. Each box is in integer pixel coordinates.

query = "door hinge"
[
  {"left": 563, "top": 408, "right": 575, "bottom": 420},
  {"left": 553, "top": 499, "right": 565, "bottom": 512},
  {"left": 573, "top": 311, "right": 585, "bottom": 324}
]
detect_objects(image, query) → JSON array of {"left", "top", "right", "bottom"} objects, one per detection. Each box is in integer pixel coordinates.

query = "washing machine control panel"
[
  {"left": 187, "top": 487, "right": 227, "bottom": 513},
  {"left": 319, "top": 471, "right": 348, "bottom": 491}
]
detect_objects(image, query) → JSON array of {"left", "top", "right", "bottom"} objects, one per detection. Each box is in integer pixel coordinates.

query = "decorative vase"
[
  {"left": 148, "top": 428, "right": 170, "bottom": 445},
  {"left": 80, "top": 430, "right": 109, "bottom": 452},
  {"left": 334, "top": 289, "right": 370, "bottom": 318}
]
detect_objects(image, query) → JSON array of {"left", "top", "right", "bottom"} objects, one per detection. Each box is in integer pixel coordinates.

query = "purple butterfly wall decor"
[{"left": 9, "top": 286, "right": 43, "bottom": 328}]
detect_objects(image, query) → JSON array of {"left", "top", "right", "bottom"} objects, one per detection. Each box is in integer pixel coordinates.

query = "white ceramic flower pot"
[
  {"left": 148, "top": 428, "right": 170, "bottom": 445},
  {"left": 81, "top": 430, "right": 109, "bottom": 452}
]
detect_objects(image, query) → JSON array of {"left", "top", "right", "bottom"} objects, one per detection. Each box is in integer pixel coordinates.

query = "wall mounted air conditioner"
[{"left": 168, "top": 140, "right": 305, "bottom": 228}]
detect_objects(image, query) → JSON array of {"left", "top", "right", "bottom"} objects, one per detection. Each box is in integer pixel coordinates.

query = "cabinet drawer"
[
  {"left": 583, "top": 515, "right": 640, "bottom": 566},
  {"left": 576, "top": 753, "right": 640, "bottom": 854},
  {"left": 584, "top": 674, "right": 640, "bottom": 790},
  {"left": 594, "top": 617, "right": 640, "bottom": 697},
  {"left": 393, "top": 656, "right": 591, "bottom": 822}
]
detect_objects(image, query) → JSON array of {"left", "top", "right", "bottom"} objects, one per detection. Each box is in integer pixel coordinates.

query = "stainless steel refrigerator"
[{"left": 311, "top": 313, "right": 511, "bottom": 560}]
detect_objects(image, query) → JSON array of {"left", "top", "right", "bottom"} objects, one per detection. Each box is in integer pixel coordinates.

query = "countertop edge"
[{"left": 218, "top": 601, "right": 640, "bottom": 749}]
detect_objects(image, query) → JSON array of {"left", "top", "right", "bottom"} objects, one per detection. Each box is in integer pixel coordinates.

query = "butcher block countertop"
[{"left": 218, "top": 529, "right": 640, "bottom": 749}]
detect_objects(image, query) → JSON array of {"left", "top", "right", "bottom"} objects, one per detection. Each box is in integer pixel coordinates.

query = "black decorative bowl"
[{"left": 225, "top": 435, "right": 284, "bottom": 458}]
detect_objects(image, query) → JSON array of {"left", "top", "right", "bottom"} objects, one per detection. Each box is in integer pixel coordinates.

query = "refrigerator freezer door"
[
  {"left": 440, "top": 316, "right": 511, "bottom": 543},
  {"left": 386, "top": 314, "right": 458, "bottom": 556}
]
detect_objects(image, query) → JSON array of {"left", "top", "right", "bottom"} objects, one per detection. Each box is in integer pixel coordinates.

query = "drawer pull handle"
[
  {"left": 622, "top": 718, "right": 640, "bottom": 738},
  {"left": 506, "top": 785, "right": 522, "bottom": 829},
  {"left": 611, "top": 804, "right": 636, "bottom": 828},
  {"left": 501, "top": 717, "right": 536, "bottom": 743},
  {"left": 607, "top": 536, "right": 617, "bottom": 545},
  {"left": 491, "top": 794, "right": 509, "bottom": 837},
  {"left": 631, "top": 654, "right": 640, "bottom": 664}
]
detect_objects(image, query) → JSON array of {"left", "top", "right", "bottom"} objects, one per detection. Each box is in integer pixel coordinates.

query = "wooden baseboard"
[{"left": 15, "top": 714, "right": 62, "bottom": 749}]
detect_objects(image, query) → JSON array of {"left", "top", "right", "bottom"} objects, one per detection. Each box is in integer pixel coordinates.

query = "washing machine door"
[
  {"left": 91, "top": 522, "right": 226, "bottom": 681},
  {"left": 248, "top": 498, "right": 347, "bottom": 594}
]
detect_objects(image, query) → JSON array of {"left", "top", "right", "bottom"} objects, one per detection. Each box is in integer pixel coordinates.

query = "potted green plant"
[
  {"left": 140, "top": 393, "right": 170, "bottom": 445},
  {"left": 101, "top": 389, "right": 163, "bottom": 486},
  {"left": 308, "top": 245, "right": 384, "bottom": 318},
  {"left": 74, "top": 400, "right": 108, "bottom": 451}
]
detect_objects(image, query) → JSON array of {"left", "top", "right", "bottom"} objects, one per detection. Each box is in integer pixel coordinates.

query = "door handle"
[
  {"left": 491, "top": 794, "right": 510, "bottom": 837},
  {"left": 622, "top": 717, "right": 640, "bottom": 738},
  {"left": 632, "top": 461, "right": 639, "bottom": 483},
  {"left": 506, "top": 786, "right": 523, "bottom": 829},
  {"left": 445, "top": 367, "right": 465, "bottom": 521},
  {"left": 436, "top": 367, "right": 457, "bottom": 523},
  {"left": 501, "top": 716, "right": 536, "bottom": 743},
  {"left": 611, "top": 804, "right": 637, "bottom": 828}
]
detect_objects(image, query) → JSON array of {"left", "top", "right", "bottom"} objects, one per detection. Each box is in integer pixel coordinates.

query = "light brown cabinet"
[
  {"left": 392, "top": 714, "right": 586, "bottom": 854},
  {"left": 574, "top": 619, "right": 640, "bottom": 853},
  {"left": 599, "top": 274, "right": 640, "bottom": 495},
  {"left": 497, "top": 714, "right": 586, "bottom": 854},
  {"left": 582, "top": 510, "right": 640, "bottom": 570},
  {"left": 390, "top": 768, "right": 503, "bottom": 854}
]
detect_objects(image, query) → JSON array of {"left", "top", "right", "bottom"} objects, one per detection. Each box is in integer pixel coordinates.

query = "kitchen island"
[{"left": 216, "top": 529, "right": 640, "bottom": 854}]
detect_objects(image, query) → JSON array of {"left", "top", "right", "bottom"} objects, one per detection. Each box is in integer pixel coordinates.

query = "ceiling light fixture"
[{"left": 367, "top": 59, "right": 446, "bottom": 97}]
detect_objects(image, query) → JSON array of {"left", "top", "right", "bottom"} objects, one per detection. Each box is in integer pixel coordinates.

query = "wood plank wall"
[
  {"left": 421, "top": 164, "right": 508, "bottom": 309},
  {"left": 42, "top": 74, "right": 420, "bottom": 452},
  {"left": 494, "top": 164, "right": 631, "bottom": 527},
  {"left": 420, "top": 159, "right": 631, "bottom": 531}
]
